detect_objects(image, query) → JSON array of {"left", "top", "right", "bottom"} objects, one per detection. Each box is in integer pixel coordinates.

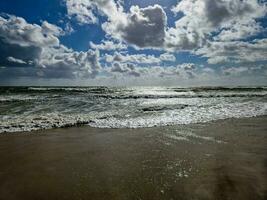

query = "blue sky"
[{"left": 0, "top": 0, "right": 266, "bottom": 86}]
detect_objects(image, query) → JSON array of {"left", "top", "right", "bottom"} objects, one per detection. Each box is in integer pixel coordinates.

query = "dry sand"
[{"left": 0, "top": 117, "right": 266, "bottom": 200}]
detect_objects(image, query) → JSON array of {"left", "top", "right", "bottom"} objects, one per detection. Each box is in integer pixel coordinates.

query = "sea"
[{"left": 0, "top": 86, "right": 267, "bottom": 133}]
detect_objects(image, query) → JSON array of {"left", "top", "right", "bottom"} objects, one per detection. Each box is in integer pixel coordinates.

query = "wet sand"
[{"left": 0, "top": 117, "right": 266, "bottom": 200}]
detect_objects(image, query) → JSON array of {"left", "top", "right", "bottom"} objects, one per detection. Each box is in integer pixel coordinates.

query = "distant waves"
[{"left": 0, "top": 86, "right": 267, "bottom": 133}]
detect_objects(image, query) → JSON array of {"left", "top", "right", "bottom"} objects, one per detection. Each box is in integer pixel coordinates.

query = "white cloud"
[
  {"left": 220, "top": 65, "right": 266, "bottom": 76},
  {"left": 175, "top": 63, "right": 197, "bottom": 79},
  {"left": 105, "top": 52, "right": 177, "bottom": 64},
  {"left": 65, "top": 0, "right": 98, "bottom": 24},
  {"left": 165, "top": 0, "right": 266, "bottom": 50},
  {"left": 1, "top": 1, "right": 267, "bottom": 85},
  {"left": 107, "top": 4, "right": 167, "bottom": 48},
  {"left": 7, "top": 56, "right": 27, "bottom": 64},
  {"left": 41, "top": 21, "right": 64, "bottom": 36},
  {"left": 196, "top": 39, "right": 267, "bottom": 64},
  {"left": 105, "top": 61, "right": 199, "bottom": 80},
  {"left": 159, "top": 53, "right": 176, "bottom": 62},
  {"left": 0, "top": 15, "right": 102, "bottom": 78},
  {"left": 105, "top": 52, "right": 161, "bottom": 64},
  {"left": 177, "top": 63, "right": 195, "bottom": 70},
  {"left": 222, "top": 66, "right": 249, "bottom": 76},
  {"left": 0, "top": 15, "right": 61, "bottom": 47},
  {"left": 90, "top": 40, "right": 127, "bottom": 51},
  {"left": 214, "top": 20, "right": 263, "bottom": 41},
  {"left": 66, "top": 1, "right": 167, "bottom": 49},
  {"left": 64, "top": 22, "right": 75, "bottom": 35},
  {"left": 38, "top": 47, "right": 101, "bottom": 78},
  {"left": 65, "top": 0, "right": 267, "bottom": 59},
  {"left": 109, "top": 62, "right": 141, "bottom": 77},
  {"left": 65, "top": 0, "right": 126, "bottom": 25}
]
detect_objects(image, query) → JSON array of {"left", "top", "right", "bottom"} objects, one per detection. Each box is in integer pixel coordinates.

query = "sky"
[{"left": 0, "top": 0, "right": 267, "bottom": 86}]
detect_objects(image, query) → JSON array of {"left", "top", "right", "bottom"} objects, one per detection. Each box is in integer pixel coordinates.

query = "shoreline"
[
  {"left": 0, "top": 116, "right": 266, "bottom": 200},
  {"left": 1, "top": 115, "right": 267, "bottom": 135}
]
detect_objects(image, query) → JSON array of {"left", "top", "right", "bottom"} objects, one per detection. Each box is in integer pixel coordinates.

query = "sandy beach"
[
  {"left": 1, "top": 0, "right": 267, "bottom": 198},
  {"left": 0, "top": 116, "right": 266, "bottom": 200}
]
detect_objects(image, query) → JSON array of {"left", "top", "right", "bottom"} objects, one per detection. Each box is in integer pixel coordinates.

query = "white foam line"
[
  {"left": 165, "top": 130, "right": 225, "bottom": 144},
  {"left": 165, "top": 134, "right": 189, "bottom": 141}
]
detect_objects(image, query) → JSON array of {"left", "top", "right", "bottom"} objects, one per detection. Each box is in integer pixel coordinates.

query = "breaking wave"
[{"left": 0, "top": 86, "right": 267, "bottom": 133}]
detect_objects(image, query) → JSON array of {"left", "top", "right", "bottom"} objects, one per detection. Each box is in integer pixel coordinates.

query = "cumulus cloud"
[
  {"left": 90, "top": 40, "right": 127, "bottom": 51},
  {"left": 100, "top": 3, "right": 167, "bottom": 48},
  {"left": 38, "top": 47, "right": 101, "bottom": 78},
  {"left": 222, "top": 66, "right": 249, "bottom": 76},
  {"left": 111, "top": 5, "right": 167, "bottom": 48},
  {"left": 105, "top": 52, "right": 162, "bottom": 64},
  {"left": 177, "top": 63, "right": 196, "bottom": 71},
  {"left": 159, "top": 53, "right": 176, "bottom": 62},
  {"left": 104, "top": 61, "right": 266, "bottom": 85},
  {"left": 214, "top": 21, "right": 263, "bottom": 41},
  {"left": 0, "top": 15, "right": 61, "bottom": 47},
  {"left": 66, "top": 1, "right": 167, "bottom": 48},
  {"left": 220, "top": 65, "right": 266, "bottom": 76},
  {"left": 1, "top": 1, "right": 267, "bottom": 85},
  {"left": 196, "top": 39, "right": 267, "bottom": 64},
  {"left": 152, "top": 64, "right": 197, "bottom": 79},
  {"left": 105, "top": 52, "right": 178, "bottom": 64},
  {"left": 165, "top": 0, "right": 267, "bottom": 50},
  {"left": 109, "top": 62, "right": 141, "bottom": 77},
  {"left": 155, "top": 63, "right": 197, "bottom": 79},
  {"left": 65, "top": 0, "right": 98, "bottom": 24},
  {"left": 176, "top": 63, "right": 197, "bottom": 79},
  {"left": 0, "top": 15, "right": 54, "bottom": 68},
  {"left": 65, "top": 0, "right": 126, "bottom": 25},
  {"left": 105, "top": 61, "right": 199, "bottom": 80},
  {"left": 64, "top": 22, "right": 75, "bottom": 35},
  {"left": 0, "top": 15, "right": 101, "bottom": 79},
  {"left": 65, "top": 0, "right": 267, "bottom": 67}
]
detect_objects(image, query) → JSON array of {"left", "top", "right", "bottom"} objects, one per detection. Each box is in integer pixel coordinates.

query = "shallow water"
[
  {"left": 0, "top": 86, "right": 267, "bottom": 133},
  {"left": 0, "top": 117, "right": 266, "bottom": 200}
]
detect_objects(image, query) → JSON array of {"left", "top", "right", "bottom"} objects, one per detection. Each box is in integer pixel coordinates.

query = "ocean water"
[{"left": 0, "top": 86, "right": 267, "bottom": 133}]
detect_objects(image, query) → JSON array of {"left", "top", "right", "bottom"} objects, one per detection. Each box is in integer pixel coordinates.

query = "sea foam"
[{"left": 0, "top": 86, "right": 267, "bottom": 133}]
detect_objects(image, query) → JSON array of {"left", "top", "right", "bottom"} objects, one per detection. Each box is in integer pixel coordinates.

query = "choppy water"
[{"left": 0, "top": 86, "right": 267, "bottom": 133}]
